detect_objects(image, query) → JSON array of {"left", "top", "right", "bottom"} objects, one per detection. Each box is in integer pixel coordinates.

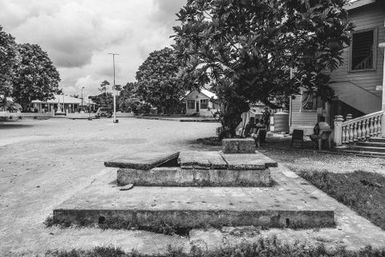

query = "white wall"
[{"left": 185, "top": 90, "right": 217, "bottom": 117}]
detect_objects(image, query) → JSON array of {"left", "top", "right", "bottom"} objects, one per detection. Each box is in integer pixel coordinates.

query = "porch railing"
[{"left": 334, "top": 111, "right": 384, "bottom": 146}]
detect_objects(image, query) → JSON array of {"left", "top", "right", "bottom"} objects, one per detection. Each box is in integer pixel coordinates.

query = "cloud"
[
  {"left": 151, "top": 0, "right": 185, "bottom": 27},
  {"left": 9, "top": 1, "right": 131, "bottom": 68},
  {"left": 0, "top": 0, "right": 185, "bottom": 96}
]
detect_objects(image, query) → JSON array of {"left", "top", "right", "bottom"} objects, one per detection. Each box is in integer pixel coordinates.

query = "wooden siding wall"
[
  {"left": 329, "top": 2, "right": 385, "bottom": 113},
  {"left": 185, "top": 90, "right": 217, "bottom": 117},
  {"left": 290, "top": 95, "right": 318, "bottom": 135}
]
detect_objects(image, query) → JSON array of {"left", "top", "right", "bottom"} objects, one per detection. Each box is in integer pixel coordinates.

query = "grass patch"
[
  {"left": 44, "top": 237, "right": 385, "bottom": 257},
  {"left": 45, "top": 246, "right": 126, "bottom": 257},
  {"left": 298, "top": 170, "right": 385, "bottom": 230}
]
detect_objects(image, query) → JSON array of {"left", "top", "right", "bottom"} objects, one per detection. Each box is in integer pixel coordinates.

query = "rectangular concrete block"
[
  {"left": 117, "top": 167, "right": 194, "bottom": 186},
  {"left": 54, "top": 186, "right": 335, "bottom": 230},
  {"left": 117, "top": 167, "right": 271, "bottom": 187},
  {"left": 54, "top": 209, "right": 334, "bottom": 231},
  {"left": 222, "top": 139, "right": 256, "bottom": 154}
]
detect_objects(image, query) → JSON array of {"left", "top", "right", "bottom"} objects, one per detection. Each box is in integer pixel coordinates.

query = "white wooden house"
[
  {"left": 183, "top": 89, "right": 219, "bottom": 117},
  {"left": 290, "top": 0, "right": 385, "bottom": 141}
]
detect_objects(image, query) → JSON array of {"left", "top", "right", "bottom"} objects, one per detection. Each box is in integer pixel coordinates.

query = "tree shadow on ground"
[{"left": 0, "top": 123, "right": 34, "bottom": 129}]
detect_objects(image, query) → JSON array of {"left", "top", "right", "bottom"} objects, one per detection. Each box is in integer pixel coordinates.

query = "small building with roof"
[
  {"left": 183, "top": 88, "right": 219, "bottom": 117},
  {"left": 31, "top": 95, "right": 96, "bottom": 114}
]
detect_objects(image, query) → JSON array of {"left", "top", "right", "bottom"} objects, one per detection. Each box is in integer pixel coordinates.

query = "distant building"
[
  {"left": 31, "top": 95, "right": 96, "bottom": 114},
  {"left": 183, "top": 88, "right": 219, "bottom": 117}
]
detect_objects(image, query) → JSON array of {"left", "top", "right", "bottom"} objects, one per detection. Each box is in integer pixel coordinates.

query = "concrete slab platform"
[
  {"left": 116, "top": 151, "right": 274, "bottom": 187},
  {"left": 54, "top": 170, "right": 335, "bottom": 230},
  {"left": 117, "top": 167, "right": 271, "bottom": 187},
  {"left": 104, "top": 151, "right": 179, "bottom": 170},
  {"left": 178, "top": 151, "right": 277, "bottom": 170},
  {"left": 220, "top": 153, "right": 267, "bottom": 170},
  {"left": 253, "top": 152, "right": 278, "bottom": 168},
  {"left": 178, "top": 151, "right": 227, "bottom": 169}
]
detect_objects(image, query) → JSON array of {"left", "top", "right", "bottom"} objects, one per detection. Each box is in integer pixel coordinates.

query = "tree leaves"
[
  {"left": 0, "top": 26, "right": 19, "bottom": 100},
  {"left": 173, "top": 0, "right": 352, "bottom": 136},
  {"left": 135, "top": 47, "right": 186, "bottom": 114}
]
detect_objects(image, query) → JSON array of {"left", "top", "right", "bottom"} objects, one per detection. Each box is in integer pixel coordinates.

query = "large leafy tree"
[
  {"left": 0, "top": 26, "right": 19, "bottom": 100},
  {"left": 173, "top": 0, "right": 352, "bottom": 137},
  {"left": 90, "top": 80, "right": 113, "bottom": 110},
  {"left": 12, "top": 43, "right": 61, "bottom": 110},
  {"left": 89, "top": 92, "right": 114, "bottom": 110},
  {"left": 136, "top": 47, "right": 186, "bottom": 114},
  {"left": 118, "top": 82, "right": 138, "bottom": 112}
]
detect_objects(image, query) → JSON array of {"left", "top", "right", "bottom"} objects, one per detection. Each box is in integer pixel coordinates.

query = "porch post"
[
  {"left": 334, "top": 115, "right": 344, "bottom": 147},
  {"left": 380, "top": 42, "right": 385, "bottom": 137}
]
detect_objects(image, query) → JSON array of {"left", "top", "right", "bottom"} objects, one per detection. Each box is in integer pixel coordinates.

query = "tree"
[
  {"left": 173, "top": 0, "right": 352, "bottom": 137},
  {"left": 99, "top": 80, "right": 110, "bottom": 96},
  {"left": 0, "top": 26, "right": 19, "bottom": 101},
  {"left": 136, "top": 47, "right": 186, "bottom": 114},
  {"left": 12, "top": 43, "right": 61, "bottom": 111},
  {"left": 118, "top": 82, "right": 138, "bottom": 112},
  {"left": 89, "top": 92, "right": 114, "bottom": 110}
]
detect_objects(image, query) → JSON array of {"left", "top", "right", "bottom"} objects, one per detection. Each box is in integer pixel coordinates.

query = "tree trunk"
[{"left": 219, "top": 101, "right": 247, "bottom": 139}]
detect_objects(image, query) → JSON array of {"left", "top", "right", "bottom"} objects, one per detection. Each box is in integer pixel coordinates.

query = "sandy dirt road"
[{"left": 0, "top": 118, "right": 219, "bottom": 256}]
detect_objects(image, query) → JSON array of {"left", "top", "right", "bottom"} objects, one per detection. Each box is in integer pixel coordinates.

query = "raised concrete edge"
[{"left": 104, "top": 152, "right": 180, "bottom": 170}]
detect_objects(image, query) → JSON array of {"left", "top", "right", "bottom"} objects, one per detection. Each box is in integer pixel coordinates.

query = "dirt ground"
[
  {"left": 0, "top": 118, "right": 219, "bottom": 256},
  {"left": 1, "top": 120, "right": 385, "bottom": 256},
  {"left": 259, "top": 136, "right": 385, "bottom": 175}
]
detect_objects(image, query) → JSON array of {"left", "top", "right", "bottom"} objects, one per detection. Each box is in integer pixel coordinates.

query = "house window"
[
  {"left": 351, "top": 29, "right": 376, "bottom": 71},
  {"left": 301, "top": 91, "right": 317, "bottom": 111},
  {"left": 187, "top": 100, "right": 195, "bottom": 109},
  {"left": 200, "top": 99, "right": 209, "bottom": 109}
]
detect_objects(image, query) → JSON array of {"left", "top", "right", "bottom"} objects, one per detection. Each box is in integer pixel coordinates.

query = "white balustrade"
[{"left": 337, "top": 111, "right": 384, "bottom": 145}]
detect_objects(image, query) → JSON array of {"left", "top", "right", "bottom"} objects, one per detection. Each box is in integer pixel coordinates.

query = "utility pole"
[
  {"left": 108, "top": 53, "right": 119, "bottom": 123},
  {"left": 81, "top": 86, "right": 85, "bottom": 108}
]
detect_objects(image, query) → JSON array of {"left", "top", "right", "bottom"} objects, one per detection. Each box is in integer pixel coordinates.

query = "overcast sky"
[{"left": 0, "top": 0, "right": 186, "bottom": 96}]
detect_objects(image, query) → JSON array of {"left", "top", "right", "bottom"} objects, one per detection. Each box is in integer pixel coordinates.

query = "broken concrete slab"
[
  {"left": 117, "top": 167, "right": 271, "bottom": 187},
  {"left": 220, "top": 153, "right": 267, "bottom": 170},
  {"left": 114, "top": 150, "right": 276, "bottom": 187},
  {"left": 222, "top": 138, "right": 256, "bottom": 154},
  {"left": 178, "top": 151, "right": 227, "bottom": 169},
  {"left": 253, "top": 152, "right": 278, "bottom": 168},
  {"left": 104, "top": 151, "right": 179, "bottom": 170}
]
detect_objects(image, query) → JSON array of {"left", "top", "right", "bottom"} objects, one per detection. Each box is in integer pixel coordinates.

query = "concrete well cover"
[{"left": 104, "top": 151, "right": 179, "bottom": 170}]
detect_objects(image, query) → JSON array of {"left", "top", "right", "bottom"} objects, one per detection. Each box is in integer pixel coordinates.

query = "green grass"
[
  {"left": 298, "top": 170, "right": 385, "bottom": 230},
  {"left": 43, "top": 237, "right": 385, "bottom": 257}
]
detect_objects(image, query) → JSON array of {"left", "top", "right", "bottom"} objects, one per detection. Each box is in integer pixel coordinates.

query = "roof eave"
[{"left": 345, "top": 0, "right": 376, "bottom": 11}]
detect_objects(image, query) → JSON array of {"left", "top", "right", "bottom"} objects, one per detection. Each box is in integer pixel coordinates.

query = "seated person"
[
  {"left": 251, "top": 119, "right": 266, "bottom": 147},
  {"left": 310, "top": 117, "right": 332, "bottom": 149},
  {"left": 243, "top": 117, "right": 255, "bottom": 137}
]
